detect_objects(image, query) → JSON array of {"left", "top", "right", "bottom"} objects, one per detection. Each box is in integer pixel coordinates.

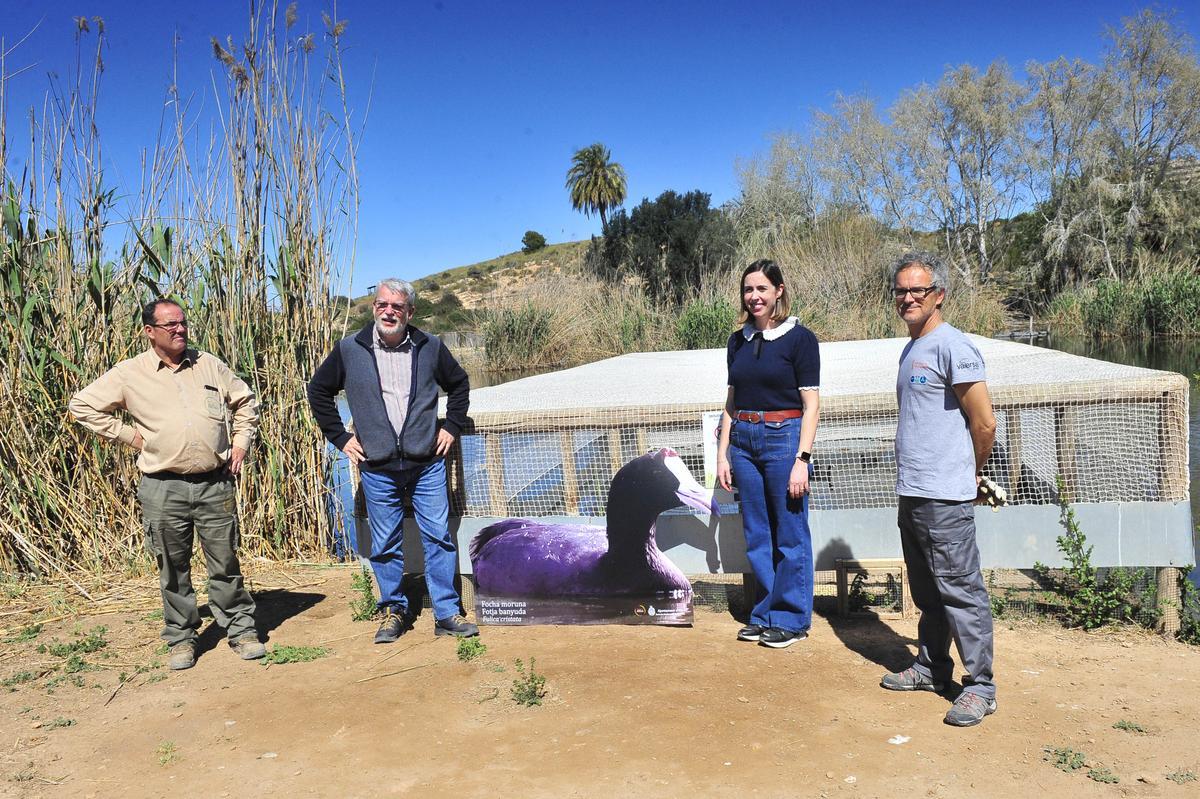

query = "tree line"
[{"left": 567, "top": 9, "right": 1200, "bottom": 327}]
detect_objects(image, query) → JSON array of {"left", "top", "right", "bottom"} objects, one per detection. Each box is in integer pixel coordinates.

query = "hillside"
[{"left": 342, "top": 240, "right": 589, "bottom": 333}]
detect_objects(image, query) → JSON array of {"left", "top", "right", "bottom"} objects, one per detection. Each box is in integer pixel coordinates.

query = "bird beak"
[{"left": 662, "top": 451, "right": 720, "bottom": 516}]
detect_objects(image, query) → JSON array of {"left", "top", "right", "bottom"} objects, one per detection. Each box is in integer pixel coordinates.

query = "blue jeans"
[
  {"left": 729, "top": 415, "right": 813, "bottom": 633},
  {"left": 357, "top": 459, "right": 461, "bottom": 621}
]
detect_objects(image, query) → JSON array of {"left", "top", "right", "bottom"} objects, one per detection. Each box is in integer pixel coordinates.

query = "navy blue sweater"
[
  {"left": 307, "top": 324, "right": 469, "bottom": 468},
  {"left": 726, "top": 324, "right": 820, "bottom": 411}
]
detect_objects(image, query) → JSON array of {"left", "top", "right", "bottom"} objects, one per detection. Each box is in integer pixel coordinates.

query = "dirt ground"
[{"left": 1, "top": 564, "right": 1199, "bottom": 799}]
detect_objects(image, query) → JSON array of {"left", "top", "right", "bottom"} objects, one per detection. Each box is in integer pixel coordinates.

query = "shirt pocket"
[
  {"left": 928, "top": 502, "right": 980, "bottom": 577},
  {"left": 203, "top": 386, "right": 226, "bottom": 420}
]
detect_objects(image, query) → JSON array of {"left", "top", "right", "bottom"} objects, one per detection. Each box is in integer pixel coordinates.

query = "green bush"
[
  {"left": 482, "top": 302, "right": 559, "bottom": 369},
  {"left": 1034, "top": 478, "right": 1150, "bottom": 629},
  {"left": 1143, "top": 270, "right": 1200, "bottom": 336},
  {"left": 677, "top": 297, "right": 737, "bottom": 349},
  {"left": 586, "top": 189, "right": 738, "bottom": 303},
  {"left": 521, "top": 230, "right": 547, "bottom": 254},
  {"left": 1061, "top": 269, "right": 1200, "bottom": 337}
]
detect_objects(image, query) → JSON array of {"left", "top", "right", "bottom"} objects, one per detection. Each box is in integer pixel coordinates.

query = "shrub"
[
  {"left": 586, "top": 190, "right": 739, "bottom": 303},
  {"left": 481, "top": 302, "right": 561, "bottom": 369},
  {"left": 1034, "top": 478, "right": 1150, "bottom": 629},
  {"left": 521, "top": 230, "right": 547, "bottom": 254},
  {"left": 677, "top": 297, "right": 737, "bottom": 349}
]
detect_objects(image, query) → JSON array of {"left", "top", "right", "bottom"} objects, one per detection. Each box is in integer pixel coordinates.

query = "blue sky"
[{"left": 4, "top": 0, "right": 1197, "bottom": 293}]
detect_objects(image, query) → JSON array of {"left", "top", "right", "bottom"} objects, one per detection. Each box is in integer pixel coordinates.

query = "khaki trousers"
[{"left": 138, "top": 473, "right": 257, "bottom": 646}]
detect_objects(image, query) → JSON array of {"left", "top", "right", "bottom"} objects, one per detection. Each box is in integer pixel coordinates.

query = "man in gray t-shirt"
[{"left": 880, "top": 251, "right": 999, "bottom": 728}]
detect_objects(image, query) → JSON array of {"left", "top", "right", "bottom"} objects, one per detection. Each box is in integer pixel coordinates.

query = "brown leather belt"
[{"left": 736, "top": 409, "right": 803, "bottom": 423}]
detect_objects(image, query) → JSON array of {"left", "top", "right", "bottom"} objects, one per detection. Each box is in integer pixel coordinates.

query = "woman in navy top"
[{"left": 716, "top": 259, "right": 821, "bottom": 648}]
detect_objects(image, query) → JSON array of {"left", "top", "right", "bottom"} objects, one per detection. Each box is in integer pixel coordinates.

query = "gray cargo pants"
[
  {"left": 139, "top": 472, "right": 258, "bottom": 647},
  {"left": 898, "top": 496, "right": 996, "bottom": 700}
]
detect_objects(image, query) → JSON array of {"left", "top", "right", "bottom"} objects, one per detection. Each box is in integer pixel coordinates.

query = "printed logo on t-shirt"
[
  {"left": 956, "top": 359, "right": 980, "bottom": 371},
  {"left": 909, "top": 375, "right": 927, "bottom": 384}
]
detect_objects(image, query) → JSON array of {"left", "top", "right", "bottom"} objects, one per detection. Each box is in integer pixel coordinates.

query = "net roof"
[
  {"left": 442, "top": 334, "right": 1189, "bottom": 517},
  {"left": 463, "top": 335, "right": 1184, "bottom": 414}
]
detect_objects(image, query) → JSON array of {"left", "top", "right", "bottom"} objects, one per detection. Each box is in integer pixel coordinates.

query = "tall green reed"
[{"left": 0, "top": 6, "right": 359, "bottom": 576}]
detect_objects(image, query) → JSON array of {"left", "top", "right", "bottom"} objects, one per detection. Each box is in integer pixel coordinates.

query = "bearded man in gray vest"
[
  {"left": 880, "top": 251, "right": 998, "bottom": 727},
  {"left": 308, "top": 278, "right": 477, "bottom": 643}
]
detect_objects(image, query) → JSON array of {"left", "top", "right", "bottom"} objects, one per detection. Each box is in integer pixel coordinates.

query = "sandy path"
[{"left": 2, "top": 566, "right": 1198, "bottom": 798}]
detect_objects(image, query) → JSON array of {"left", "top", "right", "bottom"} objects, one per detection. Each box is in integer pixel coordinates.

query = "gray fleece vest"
[{"left": 338, "top": 331, "right": 446, "bottom": 466}]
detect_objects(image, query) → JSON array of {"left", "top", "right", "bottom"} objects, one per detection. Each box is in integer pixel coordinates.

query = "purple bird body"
[{"left": 469, "top": 449, "right": 717, "bottom": 598}]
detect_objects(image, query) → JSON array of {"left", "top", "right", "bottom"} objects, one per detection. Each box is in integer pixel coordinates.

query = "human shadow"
[
  {"left": 656, "top": 487, "right": 741, "bottom": 573},
  {"left": 816, "top": 537, "right": 918, "bottom": 674},
  {"left": 194, "top": 589, "right": 325, "bottom": 656}
]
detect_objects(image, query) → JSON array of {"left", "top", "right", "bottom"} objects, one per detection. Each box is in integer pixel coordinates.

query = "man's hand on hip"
[
  {"left": 228, "top": 446, "right": 248, "bottom": 476},
  {"left": 435, "top": 428, "right": 456, "bottom": 458},
  {"left": 342, "top": 435, "right": 366, "bottom": 465}
]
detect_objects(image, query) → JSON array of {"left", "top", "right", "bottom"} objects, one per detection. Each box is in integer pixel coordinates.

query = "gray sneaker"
[
  {"left": 168, "top": 642, "right": 195, "bottom": 670},
  {"left": 944, "top": 692, "right": 997, "bottom": 727},
  {"left": 434, "top": 614, "right": 479, "bottom": 638},
  {"left": 880, "top": 666, "right": 944, "bottom": 692},
  {"left": 230, "top": 635, "right": 266, "bottom": 660}
]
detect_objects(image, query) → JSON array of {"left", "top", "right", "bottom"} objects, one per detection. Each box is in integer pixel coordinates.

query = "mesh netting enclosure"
[{"left": 446, "top": 337, "right": 1189, "bottom": 522}]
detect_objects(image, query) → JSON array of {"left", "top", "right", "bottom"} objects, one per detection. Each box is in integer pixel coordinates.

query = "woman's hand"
[
  {"left": 787, "top": 458, "right": 810, "bottom": 499},
  {"left": 717, "top": 458, "right": 732, "bottom": 492}
]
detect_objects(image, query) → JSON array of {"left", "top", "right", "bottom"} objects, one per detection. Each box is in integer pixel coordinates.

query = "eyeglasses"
[
  {"left": 892, "top": 285, "right": 939, "bottom": 299},
  {"left": 373, "top": 301, "right": 412, "bottom": 313},
  {"left": 149, "top": 321, "right": 188, "bottom": 330}
]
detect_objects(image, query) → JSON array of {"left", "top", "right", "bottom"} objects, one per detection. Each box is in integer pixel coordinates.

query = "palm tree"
[{"left": 565, "top": 143, "right": 627, "bottom": 228}]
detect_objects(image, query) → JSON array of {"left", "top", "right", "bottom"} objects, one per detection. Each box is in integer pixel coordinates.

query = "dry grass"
[{"left": 741, "top": 212, "right": 1008, "bottom": 341}]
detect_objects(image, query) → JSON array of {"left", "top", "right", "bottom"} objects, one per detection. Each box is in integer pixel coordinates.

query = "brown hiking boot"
[
  {"left": 230, "top": 635, "right": 266, "bottom": 660},
  {"left": 168, "top": 642, "right": 195, "bottom": 670}
]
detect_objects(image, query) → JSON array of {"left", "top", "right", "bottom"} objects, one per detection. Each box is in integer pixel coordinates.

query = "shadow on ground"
[{"left": 195, "top": 589, "right": 325, "bottom": 655}]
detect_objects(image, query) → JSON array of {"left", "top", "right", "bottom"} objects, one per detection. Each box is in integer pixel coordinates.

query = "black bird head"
[{"left": 606, "top": 448, "right": 719, "bottom": 521}]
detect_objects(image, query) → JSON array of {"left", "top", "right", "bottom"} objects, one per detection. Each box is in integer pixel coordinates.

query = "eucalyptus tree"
[
  {"left": 812, "top": 93, "right": 913, "bottom": 239},
  {"left": 892, "top": 61, "right": 1029, "bottom": 284},
  {"left": 1098, "top": 9, "right": 1200, "bottom": 272},
  {"left": 733, "top": 131, "right": 821, "bottom": 254},
  {"left": 566, "top": 143, "right": 627, "bottom": 228}
]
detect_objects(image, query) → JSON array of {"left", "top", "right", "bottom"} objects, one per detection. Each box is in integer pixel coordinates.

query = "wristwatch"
[{"left": 796, "top": 451, "right": 812, "bottom": 463}]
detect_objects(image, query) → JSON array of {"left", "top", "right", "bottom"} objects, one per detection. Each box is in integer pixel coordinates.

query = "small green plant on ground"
[
  {"left": 1043, "top": 746, "right": 1086, "bottom": 772},
  {"left": 1112, "top": 719, "right": 1146, "bottom": 734},
  {"left": 350, "top": 567, "right": 377, "bottom": 622},
  {"left": 39, "top": 626, "right": 109, "bottom": 658},
  {"left": 156, "top": 741, "right": 178, "bottom": 766},
  {"left": 847, "top": 571, "right": 878, "bottom": 612},
  {"left": 144, "top": 609, "right": 163, "bottom": 621},
  {"left": 1166, "top": 769, "right": 1197, "bottom": 784},
  {"left": 511, "top": 657, "right": 547, "bottom": 707},
  {"left": 456, "top": 637, "right": 487, "bottom": 662},
  {"left": 3, "top": 672, "right": 36, "bottom": 690},
  {"left": 261, "top": 645, "right": 328, "bottom": 665},
  {"left": 44, "top": 717, "right": 75, "bottom": 729},
  {"left": 1034, "top": 479, "right": 1147, "bottom": 629},
  {"left": 1088, "top": 767, "right": 1119, "bottom": 784},
  {"left": 4, "top": 624, "right": 42, "bottom": 643}
]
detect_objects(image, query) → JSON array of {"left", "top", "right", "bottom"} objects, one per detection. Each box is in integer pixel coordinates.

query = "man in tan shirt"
[{"left": 70, "top": 299, "right": 264, "bottom": 669}]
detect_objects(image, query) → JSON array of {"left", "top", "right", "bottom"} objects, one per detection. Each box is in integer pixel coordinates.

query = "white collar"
[{"left": 742, "top": 316, "right": 798, "bottom": 342}]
